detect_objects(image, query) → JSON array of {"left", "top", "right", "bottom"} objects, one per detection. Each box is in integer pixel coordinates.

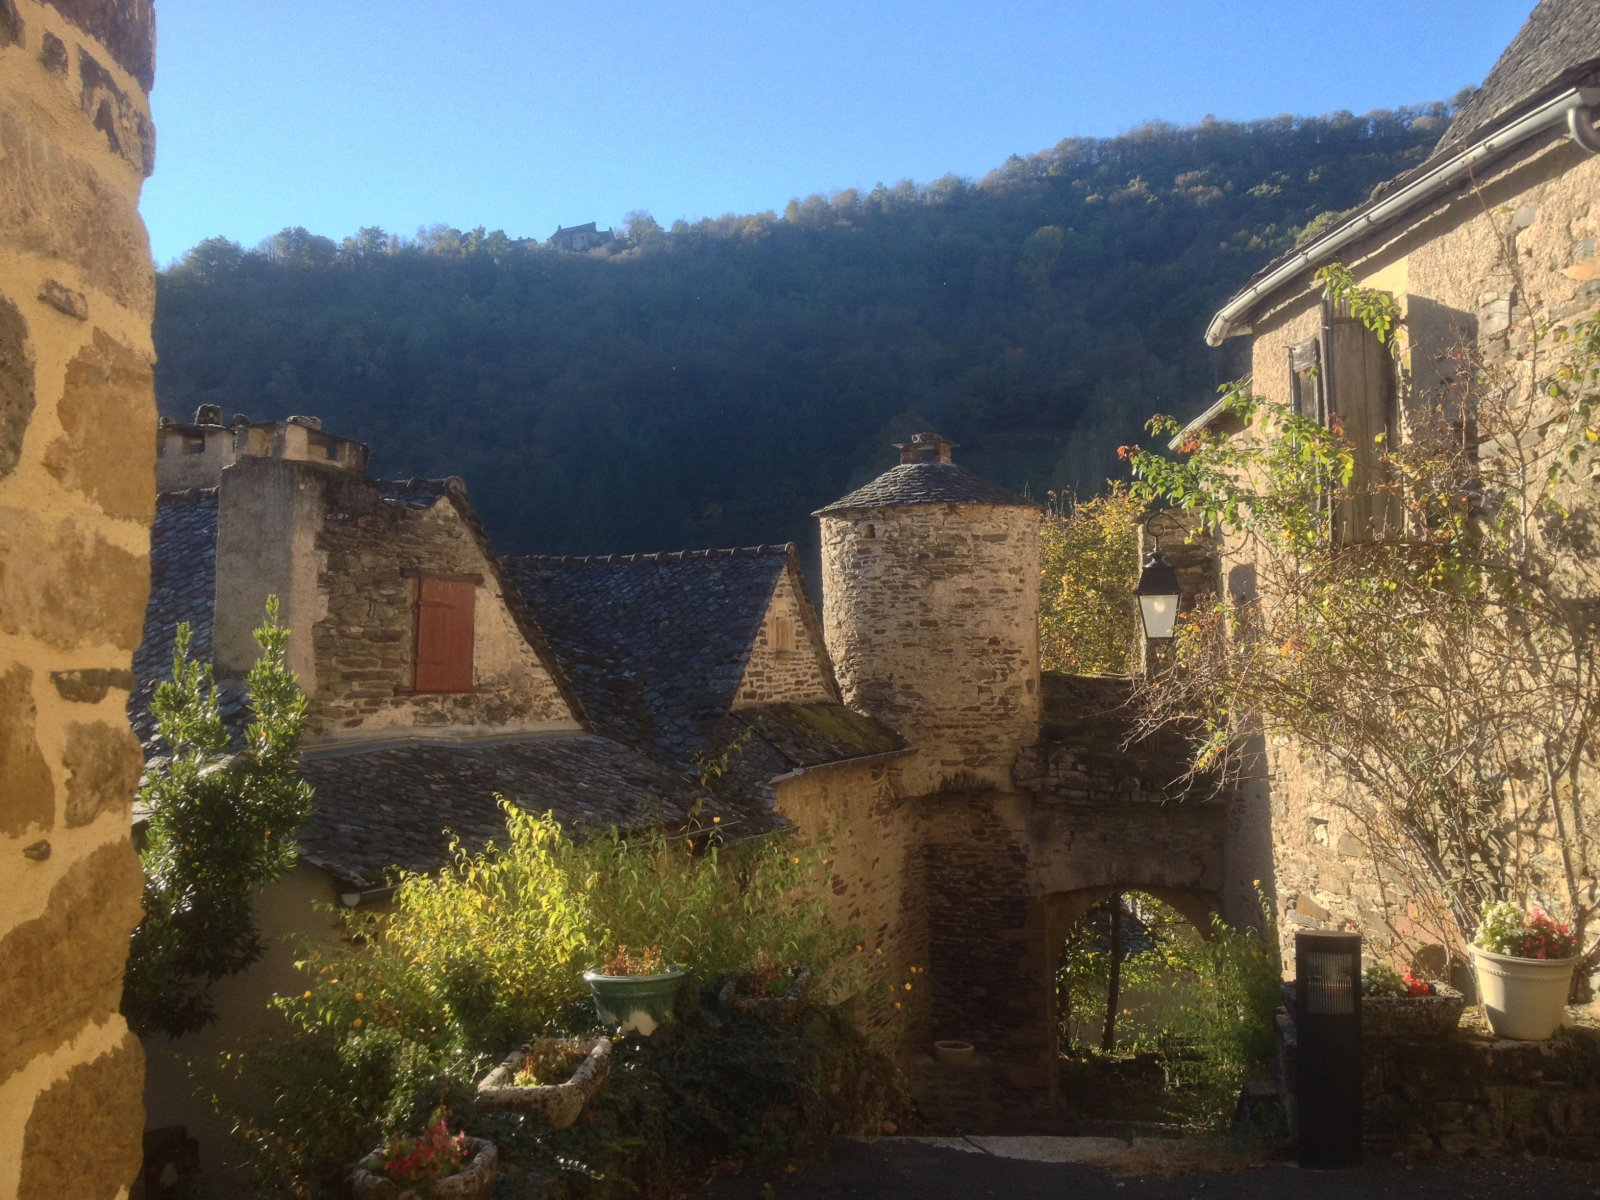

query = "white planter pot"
[{"left": 1470, "top": 946, "right": 1578, "bottom": 1041}]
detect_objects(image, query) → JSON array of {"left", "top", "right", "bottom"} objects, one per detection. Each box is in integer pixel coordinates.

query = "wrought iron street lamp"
[{"left": 1135, "top": 545, "right": 1181, "bottom": 640}]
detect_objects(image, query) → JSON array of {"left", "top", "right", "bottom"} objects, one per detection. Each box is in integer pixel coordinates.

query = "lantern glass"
[{"left": 1139, "top": 592, "right": 1178, "bottom": 640}]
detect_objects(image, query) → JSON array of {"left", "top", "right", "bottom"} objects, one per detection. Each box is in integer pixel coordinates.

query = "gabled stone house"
[{"left": 1189, "top": 0, "right": 1600, "bottom": 981}]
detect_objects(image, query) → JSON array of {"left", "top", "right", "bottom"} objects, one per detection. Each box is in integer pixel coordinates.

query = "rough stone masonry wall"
[
  {"left": 1238, "top": 128, "right": 1600, "bottom": 976},
  {"left": 309, "top": 478, "right": 576, "bottom": 741},
  {"left": 820, "top": 504, "right": 1040, "bottom": 795},
  {"left": 0, "top": 3, "right": 156, "bottom": 1198},
  {"left": 733, "top": 566, "right": 837, "bottom": 708},
  {"left": 772, "top": 758, "right": 925, "bottom": 1045}
]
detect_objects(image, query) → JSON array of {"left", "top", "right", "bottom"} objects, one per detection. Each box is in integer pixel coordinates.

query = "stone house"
[
  {"left": 1187, "top": 0, "right": 1600, "bottom": 984},
  {"left": 548, "top": 221, "right": 615, "bottom": 251}
]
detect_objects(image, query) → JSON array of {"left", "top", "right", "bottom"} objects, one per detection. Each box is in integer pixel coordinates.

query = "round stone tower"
[{"left": 815, "top": 433, "right": 1041, "bottom": 795}]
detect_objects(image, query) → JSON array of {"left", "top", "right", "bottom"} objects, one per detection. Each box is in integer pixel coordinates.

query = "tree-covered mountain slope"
[{"left": 154, "top": 104, "right": 1450, "bottom": 559}]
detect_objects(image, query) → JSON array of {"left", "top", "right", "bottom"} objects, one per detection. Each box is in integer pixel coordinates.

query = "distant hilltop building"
[{"left": 548, "top": 222, "right": 615, "bottom": 251}]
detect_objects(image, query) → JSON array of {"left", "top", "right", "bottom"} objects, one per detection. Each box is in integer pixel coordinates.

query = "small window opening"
[
  {"left": 184, "top": 436, "right": 206, "bottom": 456},
  {"left": 860, "top": 522, "right": 876, "bottom": 540},
  {"left": 769, "top": 614, "right": 796, "bottom": 654}
]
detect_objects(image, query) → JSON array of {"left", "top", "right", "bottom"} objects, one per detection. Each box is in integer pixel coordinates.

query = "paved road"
[{"left": 702, "top": 1137, "right": 1600, "bottom": 1199}]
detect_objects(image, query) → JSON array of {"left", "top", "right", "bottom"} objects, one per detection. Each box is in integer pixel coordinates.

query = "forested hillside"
[{"left": 154, "top": 103, "right": 1452, "bottom": 559}]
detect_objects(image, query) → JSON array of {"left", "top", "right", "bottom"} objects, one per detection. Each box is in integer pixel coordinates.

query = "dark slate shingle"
[
  {"left": 814, "top": 462, "right": 1035, "bottom": 514},
  {"left": 129, "top": 489, "right": 222, "bottom": 747},
  {"left": 295, "top": 732, "right": 780, "bottom": 889},
  {"left": 503, "top": 547, "right": 791, "bottom": 761}
]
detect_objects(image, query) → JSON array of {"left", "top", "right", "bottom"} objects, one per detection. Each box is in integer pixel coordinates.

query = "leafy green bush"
[
  {"left": 1058, "top": 893, "right": 1281, "bottom": 1119},
  {"left": 123, "top": 598, "right": 315, "bottom": 1038},
  {"left": 226, "top": 804, "right": 900, "bottom": 1195}
]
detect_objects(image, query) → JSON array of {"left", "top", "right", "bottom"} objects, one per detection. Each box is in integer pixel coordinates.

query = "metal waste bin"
[{"left": 1295, "top": 930, "right": 1363, "bottom": 1168}]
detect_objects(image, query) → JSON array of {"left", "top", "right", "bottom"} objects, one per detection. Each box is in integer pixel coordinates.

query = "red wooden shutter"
[{"left": 414, "top": 577, "right": 475, "bottom": 693}]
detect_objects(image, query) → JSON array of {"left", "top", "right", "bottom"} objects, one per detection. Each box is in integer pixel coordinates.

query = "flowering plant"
[
  {"left": 511, "top": 1041, "right": 589, "bottom": 1087},
  {"left": 1475, "top": 901, "right": 1580, "bottom": 961},
  {"left": 732, "top": 951, "right": 794, "bottom": 998},
  {"left": 363, "top": 1108, "right": 468, "bottom": 1184},
  {"left": 1363, "top": 962, "right": 1434, "bottom": 998},
  {"left": 599, "top": 944, "right": 665, "bottom": 976}
]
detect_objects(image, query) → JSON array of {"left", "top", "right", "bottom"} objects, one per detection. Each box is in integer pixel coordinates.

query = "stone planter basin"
[
  {"left": 1363, "top": 983, "right": 1465, "bottom": 1038},
  {"left": 933, "top": 1039, "right": 975, "bottom": 1066},
  {"left": 476, "top": 1036, "right": 611, "bottom": 1128},
  {"left": 351, "top": 1137, "right": 496, "bottom": 1200},
  {"left": 584, "top": 967, "right": 688, "bottom": 1036},
  {"left": 1472, "top": 946, "right": 1580, "bottom": 1041},
  {"left": 718, "top": 966, "right": 813, "bottom": 1018}
]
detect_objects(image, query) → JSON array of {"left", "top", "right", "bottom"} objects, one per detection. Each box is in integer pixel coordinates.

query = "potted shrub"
[
  {"left": 718, "top": 953, "right": 813, "bottom": 1018},
  {"left": 1470, "top": 901, "right": 1582, "bottom": 1041},
  {"left": 351, "top": 1108, "right": 496, "bottom": 1200},
  {"left": 1360, "top": 963, "right": 1464, "bottom": 1037},
  {"left": 582, "top": 945, "right": 687, "bottom": 1036},
  {"left": 476, "top": 1036, "right": 611, "bottom": 1128}
]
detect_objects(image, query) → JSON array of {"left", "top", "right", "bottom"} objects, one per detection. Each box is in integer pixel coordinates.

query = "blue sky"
[{"left": 140, "top": 1, "right": 1534, "bottom": 266}]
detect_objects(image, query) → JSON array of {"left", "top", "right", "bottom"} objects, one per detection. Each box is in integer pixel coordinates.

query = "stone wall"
[
  {"left": 0, "top": 3, "right": 156, "bottom": 1198},
  {"left": 306, "top": 473, "right": 577, "bottom": 743},
  {"left": 1234, "top": 119, "right": 1600, "bottom": 974},
  {"left": 820, "top": 503, "right": 1041, "bottom": 795},
  {"left": 772, "top": 757, "right": 924, "bottom": 1044},
  {"left": 734, "top": 565, "right": 837, "bottom": 708}
]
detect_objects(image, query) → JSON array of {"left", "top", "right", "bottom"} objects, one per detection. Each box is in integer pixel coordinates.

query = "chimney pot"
[
  {"left": 894, "top": 431, "right": 958, "bottom": 464},
  {"left": 286, "top": 415, "right": 323, "bottom": 430},
  {"left": 194, "top": 404, "right": 223, "bottom": 426}
]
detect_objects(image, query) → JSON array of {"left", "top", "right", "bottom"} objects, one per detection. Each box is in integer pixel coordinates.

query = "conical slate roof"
[{"left": 815, "top": 460, "right": 1035, "bottom": 514}]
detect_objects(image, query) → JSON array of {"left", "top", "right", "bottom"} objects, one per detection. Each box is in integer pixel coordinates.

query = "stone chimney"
[
  {"left": 894, "top": 432, "right": 958, "bottom": 464},
  {"left": 156, "top": 411, "right": 369, "bottom": 491}
]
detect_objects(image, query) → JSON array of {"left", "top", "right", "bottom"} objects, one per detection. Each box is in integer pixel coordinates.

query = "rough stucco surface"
[
  {"left": 1238, "top": 133, "right": 1600, "bottom": 974},
  {"left": 821, "top": 504, "right": 1041, "bottom": 795},
  {"left": 0, "top": 3, "right": 154, "bottom": 1196}
]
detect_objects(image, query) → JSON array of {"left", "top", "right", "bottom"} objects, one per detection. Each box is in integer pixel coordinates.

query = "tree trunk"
[{"left": 1101, "top": 892, "right": 1123, "bottom": 1052}]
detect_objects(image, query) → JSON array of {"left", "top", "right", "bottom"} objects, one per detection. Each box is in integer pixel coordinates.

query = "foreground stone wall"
[
  {"left": 820, "top": 503, "right": 1041, "bottom": 795},
  {"left": 0, "top": 2, "right": 156, "bottom": 1197}
]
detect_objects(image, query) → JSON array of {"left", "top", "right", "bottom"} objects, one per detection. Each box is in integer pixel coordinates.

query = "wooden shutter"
[
  {"left": 1323, "top": 299, "right": 1398, "bottom": 541},
  {"left": 414, "top": 577, "right": 475, "bottom": 693},
  {"left": 1288, "top": 336, "right": 1323, "bottom": 423}
]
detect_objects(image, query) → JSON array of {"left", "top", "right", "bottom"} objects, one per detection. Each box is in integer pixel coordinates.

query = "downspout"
[
  {"left": 1568, "top": 104, "right": 1600, "bottom": 155},
  {"left": 1205, "top": 87, "right": 1600, "bottom": 346}
]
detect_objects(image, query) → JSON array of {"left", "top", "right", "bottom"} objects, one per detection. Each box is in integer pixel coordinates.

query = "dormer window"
[{"left": 414, "top": 574, "right": 477, "bottom": 692}]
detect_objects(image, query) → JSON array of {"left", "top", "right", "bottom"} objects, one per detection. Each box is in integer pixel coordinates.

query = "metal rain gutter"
[{"left": 1204, "top": 87, "right": 1600, "bottom": 348}]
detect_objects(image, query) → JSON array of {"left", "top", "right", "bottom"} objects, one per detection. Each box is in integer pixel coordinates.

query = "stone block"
[
  {"left": 0, "top": 661, "right": 55, "bottom": 836},
  {"left": 44, "top": 328, "right": 156, "bottom": 521},
  {"left": 16, "top": 1032, "right": 144, "bottom": 1200},
  {"left": 0, "top": 290, "right": 33, "bottom": 480},
  {"left": 0, "top": 507, "right": 149, "bottom": 650},
  {"left": 0, "top": 840, "right": 144, "bottom": 1082},
  {"left": 61, "top": 719, "right": 142, "bottom": 827}
]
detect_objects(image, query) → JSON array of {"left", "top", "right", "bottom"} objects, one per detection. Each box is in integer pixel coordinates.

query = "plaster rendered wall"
[
  {"left": 733, "top": 567, "right": 837, "bottom": 708},
  {"left": 820, "top": 504, "right": 1040, "bottom": 795},
  {"left": 141, "top": 863, "right": 345, "bottom": 1185},
  {"left": 307, "top": 478, "right": 577, "bottom": 743},
  {"left": 1236, "top": 129, "right": 1600, "bottom": 974},
  {"left": 0, "top": 3, "right": 156, "bottom": 1197},
  {"left": 772, "top": 759, "right": 924, "bottom": 1044}
]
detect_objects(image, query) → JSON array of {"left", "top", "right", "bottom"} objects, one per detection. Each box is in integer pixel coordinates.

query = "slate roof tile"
[
  {"left": 814, "top": 462, "right": 1035, "bottom": 514},
  {"left": 295, "top": 733, "right": 778, "bottom": 889},
  {"left": 503, "top": 547, "right": 793, "bottom": 760}
]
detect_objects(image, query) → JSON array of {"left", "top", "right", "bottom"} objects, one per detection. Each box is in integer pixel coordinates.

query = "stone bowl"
[
  {"left": 1363, "top": 982, "right": 1465, "bottom": 1038},
  {"left": 718, "top": 966, "right": 814, "bottom": 1018},
  {"left": 934, "top": 1039, "right": 975, "bottom": 1066},
  {"left": 476, "top": 1036, "right": 611, "bottom": 1128},
  {"left": 351, "top": 1136, "right": 496, "bottom": 1200}
]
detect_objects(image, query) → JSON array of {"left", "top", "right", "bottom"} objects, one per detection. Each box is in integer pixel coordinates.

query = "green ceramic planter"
[{"left": 583, "top": 968, "right": 687, "bottom": 1035}]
